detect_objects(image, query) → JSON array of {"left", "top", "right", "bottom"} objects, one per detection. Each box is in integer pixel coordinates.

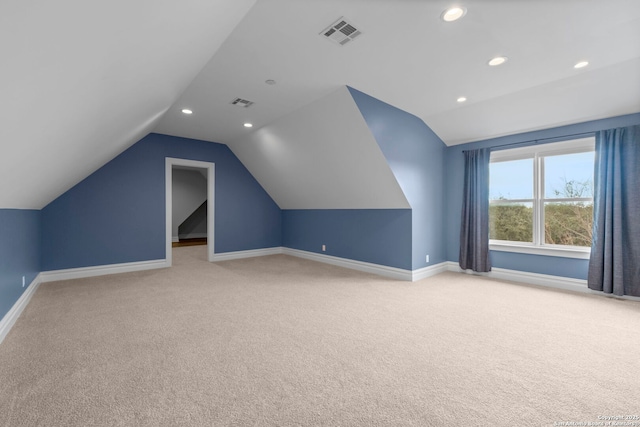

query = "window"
[{"left": 489, "top": 137, "right": 595, "bottom": 259}]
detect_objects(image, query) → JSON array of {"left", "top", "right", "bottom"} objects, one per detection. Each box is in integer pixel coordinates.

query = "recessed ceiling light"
[
  {"left": 441, "top": 6, "right": 466, "bottom": 22},
  {"left": 488, "top": 56, "right": 508, "bottom": 66},
  {"left": 244, "top": 123, "right": 253, "bottom": 128},
  {"left": 265, "top": 79, "right": 276, "bottom": 85},
  {"left": 457, "top": 97, "right": 467, "bottom": 103},
  {"left": 574, "top": 61, "right": 589, "bottom": 69},
  {"left": 181, "top": 109, "right": 193, "bottom": 115}
]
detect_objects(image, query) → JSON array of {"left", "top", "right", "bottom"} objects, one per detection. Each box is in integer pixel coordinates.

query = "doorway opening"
[{"left": 165, "top": 158, "right": 215, "bottom": 265}]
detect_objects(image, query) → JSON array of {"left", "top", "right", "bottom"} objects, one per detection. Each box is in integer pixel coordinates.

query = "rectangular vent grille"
[
  {"left": 230, "top": 98, "right": 254, "bottom": 108},
  {"left": 320, "top": 17, "right": 362, "bottom": 46}
]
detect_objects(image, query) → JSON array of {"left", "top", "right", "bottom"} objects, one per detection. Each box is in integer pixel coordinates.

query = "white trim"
[
  {"left": 40, "top": 259, "right": 169, "bottom": 282},
  {"left": 282, "top": 248, "right": 414, "bottom": 281},
  {"left": 490, "top": 136, "right": 595, "bottom": 161},
  {"left": 490, "top": 243, "right": 591, "bottom": 259},
  {"left": 0, "top": 274, "right": 41, "bottom": 345},
  {"left": 445, "top": 261, "right": 640, "bottom": 301},
  {"left": 166, "top": 158, "right": 215, "bottom": 266},
  {"left": 212, "top": 247, "right": 452, "bottom": 282},
  {"left": 446, "top": 261, "right": 587, "bottom": 292},
  {"left": 212, "top": 247, "right": 283, "bottom": 262},
  {"left": 412, "top": 262, "right": 450, "bottom": 281},
  {"left": 172, "top": 236, "right": 179, "bottom": 243},
  {"left": 490, "top": 136, "right": 595, "bottom": 252}
]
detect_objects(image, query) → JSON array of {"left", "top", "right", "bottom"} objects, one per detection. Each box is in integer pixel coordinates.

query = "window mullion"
[{"left": 534, "top": 154, "right": 543, "bottom": 246}]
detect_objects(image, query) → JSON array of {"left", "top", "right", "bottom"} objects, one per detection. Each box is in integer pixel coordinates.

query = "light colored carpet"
[{"left": 1, "top": 247, "right": 639, "bottom": 427}]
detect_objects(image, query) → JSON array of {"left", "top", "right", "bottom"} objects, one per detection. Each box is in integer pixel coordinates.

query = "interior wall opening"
[{"left": 165, "top": 158, "right": 215, "bottom": 265}]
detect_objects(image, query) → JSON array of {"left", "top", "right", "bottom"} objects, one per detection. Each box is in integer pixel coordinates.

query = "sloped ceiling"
[
  {"left": 154, "top": 0, "right": 640, "bottom": 147},
  {"left": 228, "top": 86, "right": 410, "bottom": 209},
  {"left": 2, "top": 0, "right": 639, "bottom": 210},
  {"left": 424, "top": 57, "right": 640, "bottom": 144},
  {"left": 0, "top": 0, "right": 256, "bottom": 209}
]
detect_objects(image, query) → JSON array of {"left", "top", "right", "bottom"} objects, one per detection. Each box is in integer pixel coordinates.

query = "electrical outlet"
[
  {"left": 322, "top": 244, "right": 326, "bottom": 252},
  {"left": 22, "top": 276, "right": 25, "bottom": 287},
  {"left": 426, "top": 255, "right": 430, "bottom": 263}
]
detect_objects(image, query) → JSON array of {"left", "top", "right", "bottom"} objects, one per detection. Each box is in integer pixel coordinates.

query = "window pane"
[
  {"left": 544, "top": 201, "right": 593, "bottom": 247},
  {"left": 489, "top": 202, "right": 533, "bottom": 242},
  {"left": 544, "top": 152, "right": 594, "bottom": 199},
  {"left": 490, "top": 159, "right": 533, "bottom": 200}
]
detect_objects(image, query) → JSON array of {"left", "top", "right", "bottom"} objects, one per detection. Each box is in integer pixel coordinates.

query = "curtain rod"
[{"left": 461, "top": 131, "right": 595, "bottom": 153}]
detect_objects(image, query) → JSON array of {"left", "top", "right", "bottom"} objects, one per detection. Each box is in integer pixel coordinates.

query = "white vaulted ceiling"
[
  {"left": 228, "top": 86, "right": 410, "bottom": 209},
  {"left": 0, "top": 0, "right": 256, "bottom": 209},
  {"left": 155, "top": 0, "right": 640, "bottom": 146},
  {"left": 2, "top": 0, "right": 639, "bottom": 209}
]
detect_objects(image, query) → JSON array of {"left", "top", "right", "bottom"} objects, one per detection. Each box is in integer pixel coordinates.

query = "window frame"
[{"left": 489, "top": 137, "right": 595, "bottom": 259}]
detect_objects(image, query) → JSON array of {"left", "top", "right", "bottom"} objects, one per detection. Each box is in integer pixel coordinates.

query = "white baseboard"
[
  {"left": 212, "top": 247, "right": 283, "bottom": 262},
  {"left": 211, "top": 250, "right": 639, "bottom": 298},
  {"left": 0, "top": 274, "right": 41, "bottom": 345},
  {"left": 212, "top": 247, "right": 450, "bottom": 282},
  {"left": 40, "top": 259, "right": 169, "bottom": 283},
  {"left": 282, "top": 248, "right": 415, "bottom": 281},
  {"left": 445, "top": 261, "right": 591, "bottom": 293},
  {"left": 446, "top": 262, "right": 640, "bottom": 301},
  {"left": 412, "top": 262, "right": 451, "bottom": 281},
  {"left": 172, "top": 236, "right": 179, "bottom": 243}
]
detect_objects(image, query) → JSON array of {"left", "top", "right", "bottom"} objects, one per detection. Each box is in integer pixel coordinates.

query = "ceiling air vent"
[
  {"left": 320, "top": 17, "right": 362, "bottom": 46},
  {"left": 230, "top": 97, "right": 254, "bottom": 108}
]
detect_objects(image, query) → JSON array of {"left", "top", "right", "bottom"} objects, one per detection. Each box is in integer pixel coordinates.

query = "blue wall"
[
  {"left": 444, "top": 113, "right": 640, "bottom": 279},
  {"left": 0, "top": 209, "right": 40, "bottom": 321},
  {"left": 282, "top": 209, "right": 412, "bottom": 270},
  {"left": 6, "top": 109, "right": 640, "bottom": 328},
  {"left": 41, "top": 133, "right": 282, "bottom": 270},
  {"left": 349, "top": 87, "right": 447, "bottom": 270}
]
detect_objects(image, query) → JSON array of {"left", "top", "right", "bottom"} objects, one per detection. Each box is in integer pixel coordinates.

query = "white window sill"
[{"left": 489, "top": 242, "right": 591, "bottom": 259}]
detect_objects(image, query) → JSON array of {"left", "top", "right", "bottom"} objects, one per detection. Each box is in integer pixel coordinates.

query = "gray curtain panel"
[
  {"left": 588, "top": 125, "right": 640, "bottom": 296},
  {"left": 459, "top": 148, "right": 491, "bottom": 272}
]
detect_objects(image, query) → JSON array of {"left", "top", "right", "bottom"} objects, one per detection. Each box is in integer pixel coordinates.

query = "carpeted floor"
[{"left": 1, "top": 246, "right": 639, "bottom": 427}]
